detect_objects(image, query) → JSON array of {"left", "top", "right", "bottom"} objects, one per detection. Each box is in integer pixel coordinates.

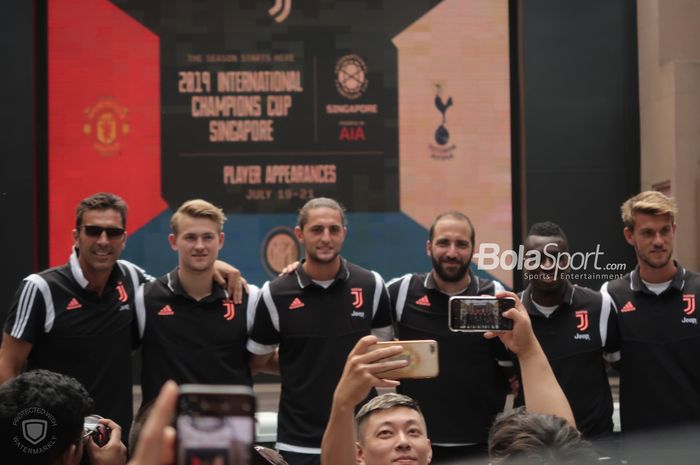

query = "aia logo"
[
  {"left": 223, "top": 300, "right": 235, "bottom": 320},
  {"left": 339, "top": 126, "right": 365, "bottom": 141},
  {"left": 116, "top": 282, "right": 128, "bottom": 303},
  {"left": 682, "top": 294, "right": 696, "bottom": 315},
  {"left": 575, "top": 310, "right": 589, "bottom": 331},
  {"left": 351, "top": 288, "right": 364, "bottom": 309}
]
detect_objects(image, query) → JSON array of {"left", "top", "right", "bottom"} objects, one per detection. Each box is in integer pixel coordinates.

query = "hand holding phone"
[
  {"left": 176, "top": 385, "right": 255, "bottom": 465},
  {"left": 448, "top": 296, "right": 516, "bottom": 332},
  {"left": 482, "top": 291, "right": 539, "bottom": 357},
  {"left": 366, "top": 340, "right": 439, "bottom": 379}
]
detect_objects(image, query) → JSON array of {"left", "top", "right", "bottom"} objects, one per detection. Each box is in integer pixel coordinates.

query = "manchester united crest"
[{"left": 83, "top": 97, "right": 130, "bottom": 156}]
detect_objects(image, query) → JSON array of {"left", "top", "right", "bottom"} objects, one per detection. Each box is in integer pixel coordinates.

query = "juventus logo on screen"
[{"left": 269, "top": 0, "right": 292, "bottom": 23}]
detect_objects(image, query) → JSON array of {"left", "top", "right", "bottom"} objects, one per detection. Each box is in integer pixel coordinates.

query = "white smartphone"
[{"left": 366, "top": 340, "right": 439, "bottom": 379}]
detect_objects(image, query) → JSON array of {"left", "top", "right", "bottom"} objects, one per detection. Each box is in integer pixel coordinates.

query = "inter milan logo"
[
  {"left": 350, "top": 288, "right": 364, "bottom": 309},
  {"left": 335, "top": 54, "right": 368, "bottom": 100},
  {"left": 223, "top": 300, "right": 235, "bottom": 320},
  {"left": 261, "top": 227, "right": 302, "bottom": 278},
  {"left": 429, "top": 84, "right": 456, "bottom": 160}
]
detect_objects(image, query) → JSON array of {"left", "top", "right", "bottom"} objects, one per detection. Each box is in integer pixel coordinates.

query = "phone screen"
[
  {"left": 448, "top": 297, "right": 515, "bottom": 332},
  {"left": 177, "top": 387, "right": 255, "bottom": 465}
]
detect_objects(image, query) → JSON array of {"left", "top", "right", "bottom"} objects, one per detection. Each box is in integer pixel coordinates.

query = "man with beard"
[
  {"left": 247, "top": 197, "right": 392, "bottom": 465},
  {"left": 601, "top": 192, "right": 700, "bottom": 454},
  {"left": 386, "top": 211, "right": 513, "bottom": 463},
  {"left": 518, "top": 222, "right": 615, "bottom": 441}
]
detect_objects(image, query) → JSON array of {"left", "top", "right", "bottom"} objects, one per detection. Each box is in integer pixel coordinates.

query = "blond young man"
[
  {"left": 135, "top": 199, "right": 259, "bottom": 405},
  {"left": 601, "top": 191, "right": 700, "bottom": 433}
]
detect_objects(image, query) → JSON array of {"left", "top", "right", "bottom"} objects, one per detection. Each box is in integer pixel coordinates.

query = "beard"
[
  {"left": 306, "top": 247, "right": 340, "bottom": 265},
  {"left": 637, "top": 245, "right": 673, "bottom": 270},
  {"left": 431, "top": 255, "right": 470, "bottom": 283}
]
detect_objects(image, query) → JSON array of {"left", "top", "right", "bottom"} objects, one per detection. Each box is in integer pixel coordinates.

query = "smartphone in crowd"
[
  {"left": 448, "top": 296, "right": 516, "bottom": 332},
  {"left": 176, "top": 384, "right": 255, "bottom": 465},
  {"left": 367, "top": 339, "right": 439, "bottom": 379}
]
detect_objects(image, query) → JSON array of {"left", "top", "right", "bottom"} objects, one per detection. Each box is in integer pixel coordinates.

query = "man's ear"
[
  {"left": 168, "top": 233, "right": 178, "bottom": 251},
  {"left": 356, "top": 441, "right": 365, "bottom": 465},
  {"left": 218, "top": 232, "right": 225, "bottom": 250},
  {"left": 426, "top": 240, "right": 432, "bottom": 257},
  {"left": 59, "top": 442, "right": 80, "bottom": 465},
  {"left": 623, "top": 227, "right": 634, "bottom": 246},
  {"left": 294, "top": 225, "right": 303, "bottom": 242}
]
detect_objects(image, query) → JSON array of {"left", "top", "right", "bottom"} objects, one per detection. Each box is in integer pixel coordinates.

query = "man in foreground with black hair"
[
  {"left": 0, "top": 369, "right": 126, "bottom": 465},
  {"left": 320, "top": 291, "right": 596, "bottom": 465}
]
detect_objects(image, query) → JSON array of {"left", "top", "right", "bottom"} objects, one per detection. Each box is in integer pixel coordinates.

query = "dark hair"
[
  {"left": 0, "top": 370, "right": 94, "bottom": 465},
  {"left": 428, "top": 211, "right": 476, "bottom": 245},
  {"left": 488, "top": 408, "right": 597, "bottom": 465},
  {"left": 75, "top": 192, "right": 128, "bottom": 229},
  {"left": 527, "top": 221, "right": 568, "bottom": 246},
  {"left": 296, "top": 197, "right": 347, "bottom": 230}
]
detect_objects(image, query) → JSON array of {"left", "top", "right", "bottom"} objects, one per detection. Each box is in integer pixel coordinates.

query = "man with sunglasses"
[
  {"left": 0, "top": 192, "right": 242, "bottom": 441},
  {"left": 0, "top": 192, "right": 140, "bottom": 438}
]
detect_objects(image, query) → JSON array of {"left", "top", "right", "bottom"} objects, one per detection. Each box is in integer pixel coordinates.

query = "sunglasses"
[{"left": 81, "top": 225, "right": 125, "bottom": 238}]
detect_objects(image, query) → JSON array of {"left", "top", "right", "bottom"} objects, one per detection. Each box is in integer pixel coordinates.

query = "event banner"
[{"left": 48, "top": 0, "right": 513, "bottom": 286}]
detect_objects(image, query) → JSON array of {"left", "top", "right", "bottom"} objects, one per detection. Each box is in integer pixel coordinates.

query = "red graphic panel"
[{"left": 48, "top": 0, "right": 165, "bottom": 266}]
